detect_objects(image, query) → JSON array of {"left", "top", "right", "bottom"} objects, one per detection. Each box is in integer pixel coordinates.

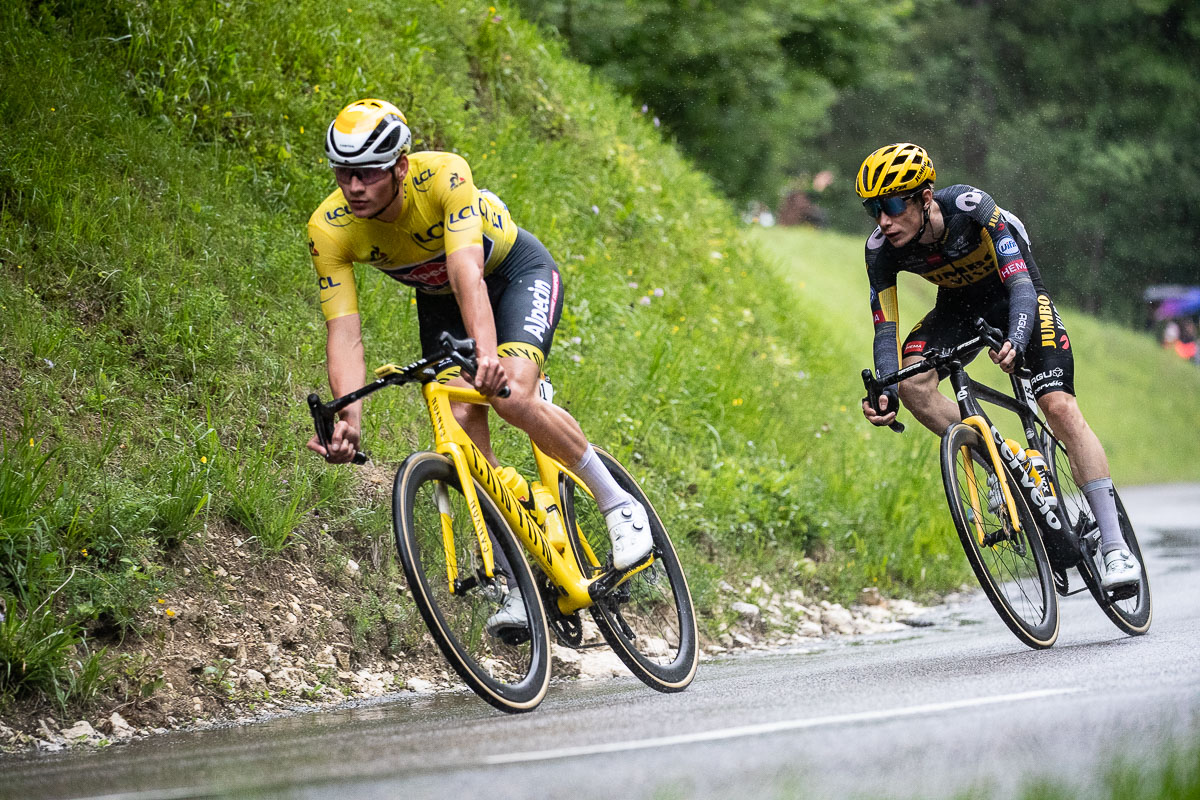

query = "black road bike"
[{"left": 862, "top": 320, "right": 1151, "bottom": 648}]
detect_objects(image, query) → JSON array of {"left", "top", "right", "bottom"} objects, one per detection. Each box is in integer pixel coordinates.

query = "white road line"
[{"left": 484, "top": 687, "right": 1081, "bottom": 765}]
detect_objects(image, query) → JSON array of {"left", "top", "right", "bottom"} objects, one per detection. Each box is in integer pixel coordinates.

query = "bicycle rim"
[
  {"left": 562, "top": 448, "right": 698, "bottom": 691},
  {"left": 941, "top": 424, "right": 1059, "bottom": 648},
  {"left": 1045, "top": 440, "right": 1152, "bottom": 634},
  {"left": 394, "top": 451, "right": 550, "bottom": 712}
]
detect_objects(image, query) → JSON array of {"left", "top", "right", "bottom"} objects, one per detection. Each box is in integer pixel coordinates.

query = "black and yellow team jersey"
[
  {"left": 307, "top": 150, "right": 519, "bottom": 321},
  {"left": 865, "top": 184, "right": 1046, "bottom": 378}
]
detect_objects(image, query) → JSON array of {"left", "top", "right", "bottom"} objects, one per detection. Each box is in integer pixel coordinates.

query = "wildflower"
[
  {"left": 165, "top": 608, "right": 176, "bottom": 618},
  {"left": 591, "top": 205, "right": 599, "bottom": 215},
  {"left": 158, "top": 598, "right": 165, "bottom": 604},
  {"left": 639, "top": 297, "right": 651, "bottom": 306},
  {"left": 80, "top": 548, "right": 88, "bottom": 557},
  {"left": 29, "top": 438, "right": 34, "bottom": 447},
  {"left": 653, "top": 288, "right": 664, "bottom": 297},
  {"left": 732, "top": 398, "right": 743, "bottom": 407},
  {"left": 201, "top": 456, "right": 208, "bottom": 464},
  {"left": 300, "top": 126, "right": 304, "bottom": 134}
]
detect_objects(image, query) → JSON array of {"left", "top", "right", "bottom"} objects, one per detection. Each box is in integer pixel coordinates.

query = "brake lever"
[
  {"left": 861, "top": 369, "right": 905, "bottom": 434},
  {"left": 307, "top": 393, "right": 368, "bottom": 465}
]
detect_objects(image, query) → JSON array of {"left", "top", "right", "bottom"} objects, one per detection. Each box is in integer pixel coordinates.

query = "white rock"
[
  {"left": 577, "top": 649, "right": 627, "bottom": 679},
  {"left": 407, "top": 677, "right": 435, "bottom": 693},
  {"left": 109, "top": 712, "right": 135, "bottom": 741},
  {"left": 345, "top": 559, "right": 360, "bottom": 577},
  {"left": 821, "top": 604, "right": 855, "bottom": 635},
  {"left": 59, "top": 721, "right": 97, "bottom": 741},
  {"left": 241, "top": 669, "right": 267, "bottom": 689},
  {"left": 730, "top": 601, "right": 761, "bottom": 624}
]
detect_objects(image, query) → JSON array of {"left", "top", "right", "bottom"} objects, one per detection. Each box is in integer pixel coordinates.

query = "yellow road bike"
[
  {"left": 308, "top": 333, "right": 698, "bottom": 712},
  {"left": 862, "top": 319, "right": 1151, "bottom": 649}
]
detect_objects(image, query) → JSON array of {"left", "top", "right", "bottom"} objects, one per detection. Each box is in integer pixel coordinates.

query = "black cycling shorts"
[
  {"left": 416, "top": 228, "right": 564, "bottom": 380},
  {"left": 901, "top": 291, "right": 1075, "bottom": 398}
]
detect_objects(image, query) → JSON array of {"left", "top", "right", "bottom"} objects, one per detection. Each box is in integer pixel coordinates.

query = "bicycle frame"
[
  {"left": 864, "top": 324, "right": 1064, "bottom": 544},
  {"left": 409, "top": 376, "right": 603, "bottom": 615}
]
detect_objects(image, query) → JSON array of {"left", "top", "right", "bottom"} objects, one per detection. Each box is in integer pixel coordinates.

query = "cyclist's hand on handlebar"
[
  {"left": 468, "top": 352, "right": 509, "bottom": 397},
  {"left": 862, "top": 389, "right": 899, "bottom": 427},
  {"left": 307, "top": 418, "right": 361, "bottom": 464},
  {"left": 989, "top": 339, "right": 1020, "bottom": 374}
]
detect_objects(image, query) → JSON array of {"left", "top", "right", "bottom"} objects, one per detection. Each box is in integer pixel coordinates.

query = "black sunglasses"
[
  {"left": 333, "top": 165, "right": 392, "bottom": 185},
  {"left": 863, "top": 190, "right": 922, "bottom": 219}
]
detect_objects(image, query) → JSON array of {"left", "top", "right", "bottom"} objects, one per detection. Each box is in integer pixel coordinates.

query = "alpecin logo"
[{"left": 523, "top": 277, "right": 557, "bottom": 341}]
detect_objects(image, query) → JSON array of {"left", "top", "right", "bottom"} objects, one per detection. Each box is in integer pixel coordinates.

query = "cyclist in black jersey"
[{"left": 855, "top": 143, "right": 1141, "bottom": 590}]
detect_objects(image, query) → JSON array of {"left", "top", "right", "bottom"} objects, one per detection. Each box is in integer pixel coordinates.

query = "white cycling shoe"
[
  {"left": 606, "top": 500, "right": 653, "bottom": 570},
  {"left": 485, "top": 587, "right": 528, "bottom": 638},
  {"left": 1097, "top": 548, "right": 1142, "bottom": 590}
]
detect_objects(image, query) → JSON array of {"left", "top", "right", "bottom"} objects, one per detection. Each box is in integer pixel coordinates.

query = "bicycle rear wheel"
[
  {"left": 941, "top": 423, "right": 1059, "bottom": 649},
  {"left": 1044, "top": 440, "right": 1152, "bottom": 635},
  {"left": 561, "top": 448, "right": 698, "bottom": 692},
  {"left": 393, "top": 451, "right": 551, "bottom": 712}
]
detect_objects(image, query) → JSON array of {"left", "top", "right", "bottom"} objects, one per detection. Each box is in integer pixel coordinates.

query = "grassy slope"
[
  {"left": 0, "top": 0, "right": 1192, "bottom": 719},
  {"left": 755, "top": 226, "right": 1200, "bottom": 484}
]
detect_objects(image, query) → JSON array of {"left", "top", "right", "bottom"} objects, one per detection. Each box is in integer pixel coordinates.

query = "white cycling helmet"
[{"left": 325, "top": 99, "right": 412, "bottom": 169}]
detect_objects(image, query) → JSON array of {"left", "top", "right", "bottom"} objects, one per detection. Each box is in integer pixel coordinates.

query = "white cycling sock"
[
  {"left": 571, "top": 446, "right": 633, "bottom": 513},
  {"left": 1082, "top": 478, "right": 1124, "bottom": 555}
]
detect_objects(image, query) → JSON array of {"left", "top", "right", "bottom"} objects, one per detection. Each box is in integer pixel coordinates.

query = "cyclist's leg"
[
  {"left": 898, "top": 306, "right": 979, "bottom": 433},
  {"left": 487, "top": 232, "right": 651, "bottom": 568},
  {"left": 1026, "top": 297, "right": 1138, "bottom": 582}
]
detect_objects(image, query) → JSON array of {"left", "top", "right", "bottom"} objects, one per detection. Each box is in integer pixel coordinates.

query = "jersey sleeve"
[
  {"left": 307, "top": 216, "right": 359, "bottom": 321},
  {"left": 960, "top": 187, "right": 1037, "bottom": 351},
  {"left": 434, "top": 154, "right": 486, "bottom": 257},
  {"left": 865, "top": 230, "right": 902, "bottom": 378}
]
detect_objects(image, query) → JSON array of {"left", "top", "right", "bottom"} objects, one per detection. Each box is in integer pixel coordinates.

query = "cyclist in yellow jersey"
[{"left": 306, "top": 100, "right": 652, "bottom": 634}]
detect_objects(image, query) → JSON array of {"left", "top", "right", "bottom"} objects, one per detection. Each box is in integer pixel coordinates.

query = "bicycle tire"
[
  {"left": 561, "top": 447, "right": 698, "bottom": 692},
  {"left": 1044, "top": 440, "right": 1152, "bottom": 636},
  {"left": 940, "top": 423, "right": 1059, "bottom": 649},
  {"left": 393, "top": 451, "right": 551, "bottom": 712}
]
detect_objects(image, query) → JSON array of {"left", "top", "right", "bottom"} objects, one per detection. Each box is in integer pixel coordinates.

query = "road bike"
[
  {"left": 862, "top": 319, "right": 1152, "bottom": 649},
  {"left": 308, "top": 333, "right": 698, "bottom": 712}
]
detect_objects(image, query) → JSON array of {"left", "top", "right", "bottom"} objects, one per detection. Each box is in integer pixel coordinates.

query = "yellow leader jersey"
[{"left": 307, "top": 150, "right": 518, "bottom": 320}]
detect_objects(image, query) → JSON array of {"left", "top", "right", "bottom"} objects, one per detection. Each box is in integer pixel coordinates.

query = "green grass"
[
  {"left": 755, "top": 226, "right": 1200, "bottom": 484},
  {"left": 0, "top": 0, "right": 1191, "bottom": 716}
]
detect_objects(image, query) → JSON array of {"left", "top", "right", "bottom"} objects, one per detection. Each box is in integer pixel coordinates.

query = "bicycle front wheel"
[
  {"left": 562, "top": 448, "right": 698, "bottom": 692},
  {"left": 393, "top": 451, "right": 551, "bottom": 712},
  {"left": 1045, "top": 440, "right": 1152, "bottom": 635},
  {"left": 941, "top": 423, "right": 1059, "bottom": 649}
]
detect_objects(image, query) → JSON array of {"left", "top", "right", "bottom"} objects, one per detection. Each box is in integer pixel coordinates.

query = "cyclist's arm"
[
  {"left": 437, "top": 158, "right": 505, "bottom": 394},
  {"left": 865, "top": 240, "right": 902, "bottom": 419},
  {"left": 968, "top": 190, "right": 1037, "bottom": 356},
  {"left": 306, "top": 217, "right": 364, "bottom": 460}
]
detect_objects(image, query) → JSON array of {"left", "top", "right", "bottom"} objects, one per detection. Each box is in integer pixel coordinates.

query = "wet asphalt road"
[{"left": 3, "top": 484, "right": 1197, "bottom": 800}]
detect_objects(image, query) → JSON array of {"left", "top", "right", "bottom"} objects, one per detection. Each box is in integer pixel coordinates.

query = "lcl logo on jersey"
[
  {"left": 411, "top": 168, "right": 435, "bottom": 192},
  {"left": 325, "top": 205, "right": 354, "bottom": 227}
]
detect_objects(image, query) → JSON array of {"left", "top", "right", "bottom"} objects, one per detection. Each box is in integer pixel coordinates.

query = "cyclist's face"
[
  {"left": 335, "top": 157, "right": 408, "bottom": 217},
  {"left": 876, "top": 190, "right": 927, "bottom": 247}
]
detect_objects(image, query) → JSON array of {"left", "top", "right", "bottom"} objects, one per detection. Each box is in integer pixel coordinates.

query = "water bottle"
[
  {"left": 530, "top": 481, "right": 567, "bottom": 553},
  {"left": 496, "top": 466, "right": 530, "bottom": 506},
  {"left": 1024, "top": 448, "right": 1055, "bottom": 504}
]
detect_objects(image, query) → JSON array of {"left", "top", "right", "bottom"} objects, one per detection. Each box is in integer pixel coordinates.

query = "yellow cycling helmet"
[
  {"left": 855, "top": 143, "right": 936, "bottom": 199},
  {"left": 325, "top": 98, "right": 412, "bottom": 169}
]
